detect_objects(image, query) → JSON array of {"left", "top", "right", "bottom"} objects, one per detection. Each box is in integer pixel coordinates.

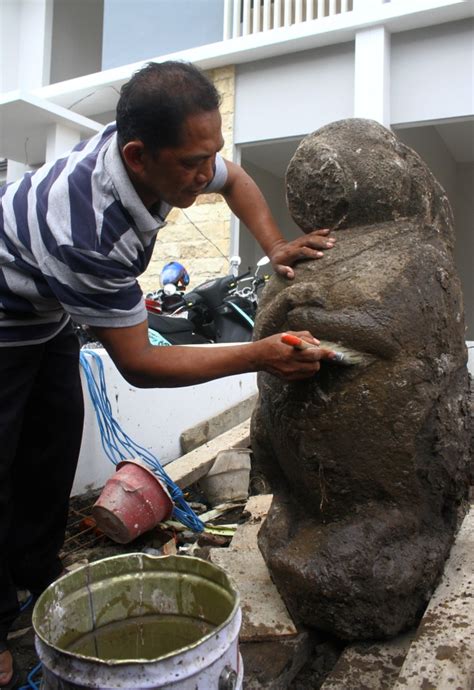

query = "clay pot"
[{"left": 92, "top": 459, "right": 173, "bottom": 544}]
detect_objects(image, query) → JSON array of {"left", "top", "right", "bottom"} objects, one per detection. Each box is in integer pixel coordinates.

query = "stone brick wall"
[{"left": 139, "top": 66, "right": 235, "bottom": 295}]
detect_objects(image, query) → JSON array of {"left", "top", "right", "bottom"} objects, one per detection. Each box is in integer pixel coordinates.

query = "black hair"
[{"left": 116, "top": 61, "right": 221, "bottom": 153}]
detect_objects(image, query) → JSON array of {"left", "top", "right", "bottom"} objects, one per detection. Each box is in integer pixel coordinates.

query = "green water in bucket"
[{"left": 65, "top": 613, "right": 215, "bottom": 660}]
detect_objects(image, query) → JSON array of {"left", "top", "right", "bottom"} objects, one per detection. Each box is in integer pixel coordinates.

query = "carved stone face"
[{"left": 252, "top": 119, "right": 471, "bottom": 640}]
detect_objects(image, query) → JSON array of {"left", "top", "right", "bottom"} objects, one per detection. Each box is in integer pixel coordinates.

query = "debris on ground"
[{"left": 9, "top": 482, "right": 344, "bottom": 689}]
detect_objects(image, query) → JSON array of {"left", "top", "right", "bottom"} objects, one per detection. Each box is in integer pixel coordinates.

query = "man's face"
[{"left": 137, "top": 109, "right": 225, "bottom": 209}]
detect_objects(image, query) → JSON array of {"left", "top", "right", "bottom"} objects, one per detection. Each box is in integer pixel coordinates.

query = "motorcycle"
[{"left": 146, "top": 256, "right": 270, "bottom": 346}]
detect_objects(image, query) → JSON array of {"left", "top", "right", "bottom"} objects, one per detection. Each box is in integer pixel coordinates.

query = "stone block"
[
  {"left": 166, "top": 419, "right": 250, "bottom": 489},
  {"left": 393, "top": 505, "right": 474, "bottom": 690},
  {"left": 320, "top": 632, "right": 414, "bottom": 690},
  {"left": 209, "top": 494, "right": 313, "bottom": 689},
  {"left": 180, "top": 394, "right": 257, "bottom": 454}
]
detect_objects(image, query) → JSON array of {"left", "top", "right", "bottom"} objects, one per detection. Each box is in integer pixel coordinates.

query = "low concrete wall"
[
  {"left": 468, "top": 340, "right": 474, "bottom": 375},
  {"left": 73, "top": 348, "right": 257, "bottom": 496}
]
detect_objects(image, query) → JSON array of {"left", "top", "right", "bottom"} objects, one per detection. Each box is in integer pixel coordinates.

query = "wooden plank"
[{"left": 166, "top": 419, "right": 250, "bottom": 488}]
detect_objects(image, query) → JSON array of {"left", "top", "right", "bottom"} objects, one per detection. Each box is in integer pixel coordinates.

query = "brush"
[{"left": 280, "top": 333, "right": 374, "bottom": 367}]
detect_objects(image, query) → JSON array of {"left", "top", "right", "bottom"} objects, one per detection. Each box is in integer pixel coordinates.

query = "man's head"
[
  {"left": 116, "top": 61, "right": 220, "bottom": 153},
  {"left": 117, "top": 61, "right": 224, "bottom": 209}
]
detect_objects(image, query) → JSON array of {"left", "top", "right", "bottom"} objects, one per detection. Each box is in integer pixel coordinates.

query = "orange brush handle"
[{"left": 281, "top": 333, "right": 315, "bottom": 350}]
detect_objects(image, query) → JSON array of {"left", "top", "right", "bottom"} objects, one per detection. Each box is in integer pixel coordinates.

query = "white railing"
[{"left": 223, "top": 0, "right": 354, "bottom": 39}]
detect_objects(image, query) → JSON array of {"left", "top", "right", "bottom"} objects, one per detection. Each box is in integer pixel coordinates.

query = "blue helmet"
[{"left": 160, "top": 261, "right": 190, "bottom": 289}]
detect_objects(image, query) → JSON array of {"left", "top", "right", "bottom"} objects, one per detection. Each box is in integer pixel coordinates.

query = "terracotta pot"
[{"left": 92, "top": 459, "right": 173, "bottom": 544}]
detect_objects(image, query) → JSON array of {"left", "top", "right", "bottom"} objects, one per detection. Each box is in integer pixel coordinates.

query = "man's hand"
[
  {"left": 221, "top": 161, "right": 335, "bottom": 279},
  {"left": 252, "top": 330, "right": 337, "bottom": 381},
  {"left": 270, "top": 229, "right": 336, "bottom": 279}
]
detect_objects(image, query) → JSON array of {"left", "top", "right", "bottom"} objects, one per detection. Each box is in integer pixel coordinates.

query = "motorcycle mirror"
[
  {"left": 163, "top": 283, "right": 177, "bottom": 296},
  {"left": 257, "top": 256, "right": 270, "bottom": 268}
]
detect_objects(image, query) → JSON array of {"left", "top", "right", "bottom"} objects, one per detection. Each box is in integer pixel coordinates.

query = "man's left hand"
[{"left": 269, "top": 228, "right": 336, "bottom": 279}]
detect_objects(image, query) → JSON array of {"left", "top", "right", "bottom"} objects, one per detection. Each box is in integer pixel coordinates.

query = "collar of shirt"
[{"left": 104, "top": 131, "right": 171, "bottom": 233}]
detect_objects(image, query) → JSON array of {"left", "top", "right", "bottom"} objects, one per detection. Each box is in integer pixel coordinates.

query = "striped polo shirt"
[{"left": 0, "top": 123, "right": 228, "bottom": 346}]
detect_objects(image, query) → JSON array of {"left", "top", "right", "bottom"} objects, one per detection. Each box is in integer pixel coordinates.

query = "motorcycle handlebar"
[{"left": 235, "top": 270, "right": 251, "bottom": 282}]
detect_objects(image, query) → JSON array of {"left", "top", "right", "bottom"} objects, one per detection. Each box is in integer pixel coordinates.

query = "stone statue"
[{"left": 251, "top": 118, "right": 471, "bottom": 640}]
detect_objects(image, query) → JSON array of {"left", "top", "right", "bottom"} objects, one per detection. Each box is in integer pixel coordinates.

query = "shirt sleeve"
[{"left": 203, "top": 153, "right": 228, "bottom": 193}]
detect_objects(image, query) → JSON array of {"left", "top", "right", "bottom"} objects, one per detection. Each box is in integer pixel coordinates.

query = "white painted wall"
[
  {"left": 391, "top": 19, "right": 474, "bottom": 125},
  {"left": 73, "top": 349, "right": 257, "bottom": 496},
  {"left": 50, "top": 0, "right": 104, "bottom": 84},
  {"left": 234, "top": 42, "right": 355, "bottom": 144}
]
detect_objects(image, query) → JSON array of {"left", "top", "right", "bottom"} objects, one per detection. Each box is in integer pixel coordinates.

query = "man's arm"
[
  {"left": 220, "top": 159, "right": 335, "bottom": 279},
  {"left": 90, "top": 320, "right": 335, "bottom": 389}
]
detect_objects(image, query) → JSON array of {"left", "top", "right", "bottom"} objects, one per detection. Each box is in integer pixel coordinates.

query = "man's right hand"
[{"left": 252, "top": 331, "right": 337, "bottom": 381}]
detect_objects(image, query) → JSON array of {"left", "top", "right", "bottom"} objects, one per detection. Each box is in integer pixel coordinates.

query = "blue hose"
[
  {"left": 18, "top": 662, "right": 42, "bottom": 690},
  {"left": 80, "top": 350, "right": 204, "bottom": 532}
]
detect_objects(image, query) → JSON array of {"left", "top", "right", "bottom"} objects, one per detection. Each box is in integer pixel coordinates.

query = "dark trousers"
[{"left": 0, "top": 325, "right": 84, "bottom": 650}]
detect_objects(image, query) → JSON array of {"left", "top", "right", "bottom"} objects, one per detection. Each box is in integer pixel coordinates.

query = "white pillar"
[
  {"left": 354, "top": 26, "right": 391, "bottom": 127},
  {"left": 223, "top": 0, "right": 233, "bottom": 40},
  {"left": 232, "top": 0, "right": 241, "bottom": 38},
  {"left": 20, "top": 0, "right": 54, "bottom": 88},
  {"left": 46, "top": 124, "right": 80, "bottom": 162},
  {"left": 1, "top": 0, "right": 54, "bottom": 91},
  {"left": 230, "top": 145, "right": 242, "bottom": 258},
  {"left": 263, "top": 0, "right": 272, "bottom": 31}
]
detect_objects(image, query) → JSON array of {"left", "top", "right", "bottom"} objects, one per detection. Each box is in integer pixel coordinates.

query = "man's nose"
[{"left": 196, "top": 158, "right": 214, "bottom": 185}]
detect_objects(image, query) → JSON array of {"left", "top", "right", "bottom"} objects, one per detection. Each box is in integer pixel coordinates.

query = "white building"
[{"left": 1, "top": 0, "right": 473, "bottom": 491}]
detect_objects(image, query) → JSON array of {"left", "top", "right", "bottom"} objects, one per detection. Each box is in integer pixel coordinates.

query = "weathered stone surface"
[
  {"left": 251, "top": 118, "right": 472, "bottom": 640},
  {"left": 393, "top": 505, "right": 474, "bottom": 690},
  {"left": 321, "top": 632, "right": 414, "bottom": 689}
]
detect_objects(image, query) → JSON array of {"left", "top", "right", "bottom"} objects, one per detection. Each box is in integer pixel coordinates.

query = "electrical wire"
[
  {"left": 226, "top": 300, "right": 255, "bottom": 328},
  {"left": 180, "top": 209, "right": 228, "bottom": 260},
  {"left": 79, "top": 350, "right": 204, "bottom": 532}
]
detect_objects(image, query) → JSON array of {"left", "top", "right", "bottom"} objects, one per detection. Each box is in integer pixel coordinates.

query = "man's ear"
[{"left": 121, "top": 140, "right": 147, "bottom": 174}]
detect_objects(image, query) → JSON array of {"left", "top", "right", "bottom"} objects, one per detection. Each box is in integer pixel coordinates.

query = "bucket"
[
  {"left": 199, "top": 449, "right": 251, "bottom": 506},
  {"left": 33, "top": 554, "right": 243, "bottom": 689},
  {"left": 92, "top": 459, "right": 174, "bottom": 544}
]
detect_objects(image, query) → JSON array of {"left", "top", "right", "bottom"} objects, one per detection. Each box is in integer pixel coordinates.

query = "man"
[{"left": 0, "top": 61, "right": 335, "bottom": 685}]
